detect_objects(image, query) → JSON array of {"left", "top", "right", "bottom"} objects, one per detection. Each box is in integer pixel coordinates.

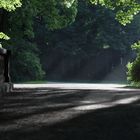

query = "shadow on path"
[{"left": 0, "top": 88, "right": 140, "bottom": 140}]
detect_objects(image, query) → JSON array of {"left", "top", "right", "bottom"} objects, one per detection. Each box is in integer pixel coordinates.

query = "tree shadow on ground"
[{"left": 0, "top": 88, "right": 140, "bottom": 140}]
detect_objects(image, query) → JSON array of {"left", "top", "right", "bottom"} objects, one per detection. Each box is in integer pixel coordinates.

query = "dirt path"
[{"left": 0, "top": 84, "right": 140, "bottom": 140}]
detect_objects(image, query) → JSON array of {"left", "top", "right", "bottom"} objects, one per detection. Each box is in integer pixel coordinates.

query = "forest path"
[{"left": 0, "top": 83, "right": 140, "bottom": 140}]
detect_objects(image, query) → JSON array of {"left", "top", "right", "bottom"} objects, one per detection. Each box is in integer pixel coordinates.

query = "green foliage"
[
  {"left": 2, "top": 0, "right": 140, "bottom": 82},
  {"left": 6, "top": 40, "right": 45, "bottom": 82},
  {"left": 35, "top": 1, "right": 140, "bottom": 81},
  {"left": 8, "top": 0, "right": 36, "bottom": 39},
  {"left": 90, "top": 0, "right": 140, "bottom": 25},
  {"left": 12, "top": 51, "right": 45, "bottom": 82},
  {"left": 0, "top": 0, "right": 22, "bottom": 11},
  {"left": 131, "top": 40, "right": 140, "bottom": 54},
  {"left": 38, "top": 0, "right": 78, "bottom": 30},
  {"left": 127, "top": 62, "right": 133, "bottom": 82},
  {"left": 2, "top": 0, "right": 47, "bottom": 82},
  {"left": 127, "top": 41, "right": 140, "bottom": 85},
  {"left": 0, "top": 0, "right": 21, "bottom": 40},
  {"left": 42, "top": 2, "right": 140, "bottom": 55},
  {"left": 0, "top": 32, "right": 10, "bottom": 41},
  {"left": 5, "top": 0, "right": 140, "bottom": 31},
  {"left": 127, "top": 55, "right": 140, "bottom": 83}
]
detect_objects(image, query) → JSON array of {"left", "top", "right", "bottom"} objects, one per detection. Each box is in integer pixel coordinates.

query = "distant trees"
[
  {"left": 1, "top": 0, "right": 140, "bottom": 82},
  {"left": 37, "top": 1, "right": 140, "bottom": 81}
]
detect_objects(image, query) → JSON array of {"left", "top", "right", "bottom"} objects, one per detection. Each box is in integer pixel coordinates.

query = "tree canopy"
[
  {"left": 90, "top": 0, "right": 140, "bottom": 25},
  {"left": 0, "top": 0, "right": 21, "bottom": 40},
  {"left": 1, "top": 0, "right": 140, "bottom": 41},
  {"left": 0, "top": 0, "right": 21, "bottom": 11},
  {"left": 1, "top": 0, "right": 140, "bottom": 82},
  {"left": 0, "top": 0, "right": 140, "bottom": 30}
]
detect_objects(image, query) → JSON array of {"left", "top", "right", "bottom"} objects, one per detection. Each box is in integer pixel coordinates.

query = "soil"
[{"left": 0, "top": 87, "right": 140, "bottom": 140}]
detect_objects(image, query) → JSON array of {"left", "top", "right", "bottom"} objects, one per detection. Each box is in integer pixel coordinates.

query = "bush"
[
  {"left": 127, "top": 54, "right": 140, "bottom": 85},
  {"left": 5, "top": 39, "right": 45, "bottom": 82},
  {"left": 127, "top": 41, "right": 140, "bottom": 86},
  {"left": 11, "top": 51, "right": 45, "bottom": 82}
]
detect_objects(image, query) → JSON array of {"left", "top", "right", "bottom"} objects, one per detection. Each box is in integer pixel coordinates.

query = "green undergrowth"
[{"left": 125, "top": 82, "right": 140, "bottom": 88}]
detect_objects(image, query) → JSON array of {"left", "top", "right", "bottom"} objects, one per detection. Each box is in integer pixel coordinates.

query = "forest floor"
[{"left": 0, "top": 83, "right": 140, "bottom": 140}]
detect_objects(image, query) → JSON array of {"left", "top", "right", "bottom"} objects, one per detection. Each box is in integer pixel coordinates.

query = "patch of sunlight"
[
  {"left": 79, "top": 100, "right": 97, "bottom": 104},
  {"left": 14, "top": 83, "right": 128, "bottom": 90},
  {"left": 73, "top": 104, "right": 111, "bottom": 111},
  {"left": 74, "top": 96, "right": 140, "bottom": 111},
  {"left": 114, "top": 96, "right": 139, "bottom": 104},
  {"left": 64, "top": 0, "right": 75, "bottom": 8}
]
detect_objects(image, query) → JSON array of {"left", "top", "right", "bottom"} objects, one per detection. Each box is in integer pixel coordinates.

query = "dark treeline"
[{"left": 2, "top": 1, "right": 140, "bottom": 82}]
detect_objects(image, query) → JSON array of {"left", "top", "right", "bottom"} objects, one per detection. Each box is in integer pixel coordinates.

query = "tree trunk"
[{"left": 0, "top": 9, "right": 8, "bottom": 33}]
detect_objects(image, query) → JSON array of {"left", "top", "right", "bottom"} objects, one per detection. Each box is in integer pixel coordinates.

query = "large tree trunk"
[{"left": 0, "top": 9, "right": 8, "bottom": 33}]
